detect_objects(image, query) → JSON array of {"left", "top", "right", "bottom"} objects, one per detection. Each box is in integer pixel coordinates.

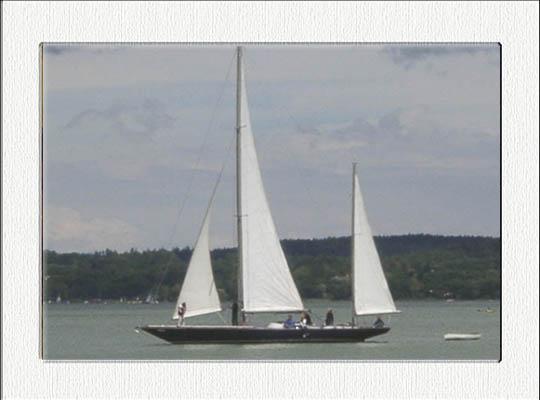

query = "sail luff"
[
  {"left": 353, "top": 167, "right": 399, "bottom": 316},
  {"left": 172, "top": 182, "right": 222, "bottom": 320},
  {"left": 237, "top": 48, "right": 304, "bottom": 313}
]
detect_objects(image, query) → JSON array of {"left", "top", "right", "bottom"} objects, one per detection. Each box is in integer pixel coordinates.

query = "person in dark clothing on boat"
[
  {"left": 232, "top": 302, "right": 239, "bottom": 326},
  {"left": 284, "top": 314, "right": 295, "bottom": 328},
  {"left": 301, "top": 312, "right": 312, "bottom": 326},
  {"left": 372, "top": 315, "right": 384, "bottom": 328},
  {"left": 177, "top": 302, "right": 187, "bottom": 327},
  {"left": 325, "top": 308, "right": 334, "bottom": 326}
]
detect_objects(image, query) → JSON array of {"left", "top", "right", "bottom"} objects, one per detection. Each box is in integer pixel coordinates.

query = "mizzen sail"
[
  {"left": 237, "top": 48, "right": 304, "bottom": 313},
  {"left": 352, "top": 165, "right": 399, "bottom": 316}
]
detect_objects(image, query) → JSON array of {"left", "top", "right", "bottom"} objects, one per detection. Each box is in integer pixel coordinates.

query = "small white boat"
[{"left": 444, "top": 333, "right": 482, "bottom": 341}]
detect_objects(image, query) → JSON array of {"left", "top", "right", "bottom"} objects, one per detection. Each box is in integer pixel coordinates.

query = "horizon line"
[{"left": 44, "top": 232, "right": 501, "bottom": 254}]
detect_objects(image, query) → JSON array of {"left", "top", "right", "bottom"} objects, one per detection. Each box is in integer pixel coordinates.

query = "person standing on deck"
[
  {"left": 301, "top": 311, "right": 312, "bottom": 326},
  {"left": 232, "top": 302, "right": 239, "bottom": 326},
  {"left": 325, "top": 308, "right": 334, "bottom": 326},
  {"left": 177, "top": 302, "right": 187, "bottom": 327}
]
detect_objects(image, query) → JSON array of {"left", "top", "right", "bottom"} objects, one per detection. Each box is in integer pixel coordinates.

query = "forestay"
[
  {"left": 173, "top": 187, "right": 221, "bottom": 320},
  {"left": 353, "top": 168, "right": 399, "bottom": 316},
  {"left": 238, "top": 58, "right": 304, "bottom": 313}
]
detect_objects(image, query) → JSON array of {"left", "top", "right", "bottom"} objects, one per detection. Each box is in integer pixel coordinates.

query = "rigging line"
[
  {"left": 241, "top": 54, "right": 316, "bottom": 233},
  {"left": 280, "top": 111, "right": 326, "bottom": 212},
  {"left": 242, "top": 56, "right": 325, "bottom": 224},
  {"left": 285, "top": 114, "right": 349, "bottom": 237},
  {"left": 243, "top": 51, "right": 330, "bottom": 219},
  {"left": 211, "top": 119, "right": 236, "bottom": 198},
  {"left": 150, "top": 52, "right": 236, "bottom": 298},
  {"left": 201, "top": 125, "right": 237, "bottom": 299},
  {"left": 217, "top": 311, "right": 227, "bottom": 324},
  {"left": 240, "top": 53, "right": 282, "bottom": 157},
  {"left": 166, "top": 51, "right": 235, "bottom": 249},
  {"left": 308, "top": 309, "right": 325, "bottom": 325},
  {"left": 154, "top": 103, "right": 238, "bottom": 299}
]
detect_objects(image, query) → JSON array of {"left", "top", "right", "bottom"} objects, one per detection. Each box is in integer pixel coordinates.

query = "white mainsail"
[
  {"left": 237, "top": 48, "right": 304, "bottom": 313},
  {"left": 173, "top": 188, "right": 221, "bottom": 320},
  {"left": 352, "top": 165, "right": 399, "bottom": 316}
]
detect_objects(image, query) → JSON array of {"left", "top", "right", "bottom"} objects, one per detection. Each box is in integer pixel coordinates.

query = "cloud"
[
  {"left": 256, "top": 103, "right": 499, "bottom": 181},
  {"left": 64, "top": 100, "right": 174, "bottom": 134},
  {"left": 43, "top": 45, "right": 237, "bottom": 91},
  {"left": 45, "top": 206, "right": 143, "bottom": 252},
  {"left": 384, "top": 45, "right": 499, "bottom": 68},
  {"left": 44, "top": 44, "right": 126, "bottom": 56},
  {"left": 47, "top": 100, "right": 178, "bottom": 180},
  {"left": 43, "top": 45, "right": 500, "bottom": 251},
  {"left": 44, "top": 45, "right": 72, "bottom": 55}
]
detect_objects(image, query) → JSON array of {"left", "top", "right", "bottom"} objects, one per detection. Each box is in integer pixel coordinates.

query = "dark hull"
[{"left": 138, "top": 325, "right": 390, "bottom": 344}]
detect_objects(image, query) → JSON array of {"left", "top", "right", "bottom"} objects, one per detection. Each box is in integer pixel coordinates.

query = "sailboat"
[{"left": 137, "top": 47, "right": 398, "bottom": 344}]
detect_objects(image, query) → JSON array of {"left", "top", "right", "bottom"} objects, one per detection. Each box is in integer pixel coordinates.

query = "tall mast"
[
  {"left": 236, "top": 46, "right": 244, "bottom": 322},
  {"left": 351, "top": 162, "right": 357, "bottom": 326}
]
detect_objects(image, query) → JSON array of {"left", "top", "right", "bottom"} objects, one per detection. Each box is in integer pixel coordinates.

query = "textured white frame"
[{"left": 2, "top": 2, "right": 538, "bottom": 398}]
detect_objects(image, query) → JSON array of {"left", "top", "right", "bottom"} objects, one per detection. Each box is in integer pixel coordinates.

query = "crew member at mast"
[
  {"left": 325, "top": 308, "right": 334, "bottom": 326},
  {"left": 232, "top": 302, "right": 239, "bottom": 326},
  {"left": 177, "top": 302, "right": 186, "bottom": 327}
]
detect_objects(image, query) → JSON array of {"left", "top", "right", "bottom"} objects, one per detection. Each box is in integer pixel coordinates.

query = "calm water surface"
[{"left": 43, "top": 300, "right": 500, "bottom": 360}]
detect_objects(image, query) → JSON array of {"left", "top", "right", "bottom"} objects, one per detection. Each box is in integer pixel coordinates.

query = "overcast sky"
[{"left": 43, "top": 44, "right": 500, "bottom": 253}]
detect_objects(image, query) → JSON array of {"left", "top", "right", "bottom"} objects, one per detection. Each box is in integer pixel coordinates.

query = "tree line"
[{"left": 44, "top": 234, "right": 500, "bottom": 302}]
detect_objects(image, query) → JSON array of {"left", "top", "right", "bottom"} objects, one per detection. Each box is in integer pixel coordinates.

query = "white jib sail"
[
  {"left": 172, "top": 188, "right": 221, "bottom": 320},
  {"left": 238, "top": 56, "right": 304, "bottom": 313},
  {"left": 353, "top": 168, "right": 399, "bottom": 316}
]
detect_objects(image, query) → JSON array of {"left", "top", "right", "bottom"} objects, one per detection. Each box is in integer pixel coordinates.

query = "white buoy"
[{"left": 444, "top": 333, "right": 482, "bottom": 341}]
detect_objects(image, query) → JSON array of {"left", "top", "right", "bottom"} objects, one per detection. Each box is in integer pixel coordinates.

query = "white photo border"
[{"left": 2, "top": 2, "right": 538, "bottom": 399}]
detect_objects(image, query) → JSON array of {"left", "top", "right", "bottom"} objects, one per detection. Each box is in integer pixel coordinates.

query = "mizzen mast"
[
  {"left": 351, "top": 162, "right": 357, "bottom": 326},
  {"left": 235, "top": 46, "right": 244, "bottom": 324}
]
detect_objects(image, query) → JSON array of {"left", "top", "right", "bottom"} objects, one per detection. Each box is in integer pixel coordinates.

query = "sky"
[{"left": 43, "top": 44, "right": 500, "bottom": 253}]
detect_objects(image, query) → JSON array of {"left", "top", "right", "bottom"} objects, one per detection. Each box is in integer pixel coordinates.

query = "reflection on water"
[
  {"left": 352, "top": 341, "right": 389, "bottom": 345},
  {"left": 240, "top": 343, "right": 301, "bottom": 350},
  {"left": 44, "top": 299, "right": 500, "bottom": 360}
]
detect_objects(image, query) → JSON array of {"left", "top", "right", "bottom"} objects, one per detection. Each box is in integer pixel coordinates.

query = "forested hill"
[{"left": 44, "top": 234, "right": 500, "bottom": 302}]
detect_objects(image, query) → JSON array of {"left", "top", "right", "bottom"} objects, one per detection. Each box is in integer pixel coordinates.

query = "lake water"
[{"left": 43, "top": 299, "right": 500, "bottom": 361}]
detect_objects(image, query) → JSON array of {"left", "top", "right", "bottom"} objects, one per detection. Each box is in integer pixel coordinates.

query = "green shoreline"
[{"left": 44, "top": 234, "right": 501, "bottom": 303}]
